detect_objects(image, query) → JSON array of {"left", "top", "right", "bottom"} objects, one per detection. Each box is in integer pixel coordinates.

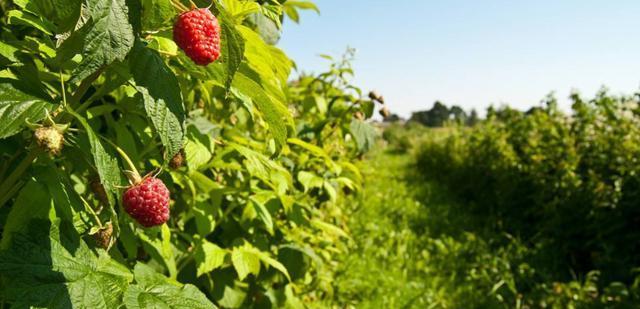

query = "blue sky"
[{"left": 278, "top": 1, "right": 640, "bottom": 118}]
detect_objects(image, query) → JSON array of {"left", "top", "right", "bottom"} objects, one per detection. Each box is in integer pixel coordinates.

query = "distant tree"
[
  {"left": 411, "top": 101, "right": 482, "bottom": 127},
  {"left": 383, "top": 113, "right": 402, "bottom": 122},
  {"left": 427, "top": 101, "right": 450, "bottom": 126},
  {"left": 450, "top": 105, "right": 467, "bottom": 124},
  {"left": 466, "top": 109, "right": 479, "bottom": 126},
  {"left": 410, "top": 101, "right": 451, "bottom": 127}
]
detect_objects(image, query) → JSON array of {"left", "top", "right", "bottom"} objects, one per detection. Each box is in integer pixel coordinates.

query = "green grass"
[{"left": 332, "top": 145, "right": 535, "bottom": 308}]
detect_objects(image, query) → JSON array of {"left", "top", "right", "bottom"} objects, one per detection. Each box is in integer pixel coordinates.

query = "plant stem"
[
  {"left": 97, "top": 135, "right": 142, "bottom": 183},
  {"left": 70, "top": 69, "right": 103, "bottom": 105},
  {"left": 79, "top": 195, "right": 102, "bottom": 228},
  {"left": 0, "top": 149, "right": 39, "bottom": 208},
  {"left": 0, "top": 181, "right": 24, "bottom": 208}
]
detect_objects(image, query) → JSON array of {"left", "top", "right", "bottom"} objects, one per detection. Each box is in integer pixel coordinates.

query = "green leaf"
[
  {"left": 255, "top": 251, "right": 291, "bottom": 282},
  {"left": 0, "top": 83, "right": 55, "bottom": 139},
  {"left": 129, "top": 40, "right": 185, "bottom": 158},
  {"left": 349, "top": 118, "right": 377, "bottom": 153},
  {"left": 232, "top": 70, "right": 291, "bottom": 148},
  {"left": 0, "top": 219, "right": 133, "bottom": 308},
  {"left": 13, "top": 0, "right": 82, "bottom": 32},
  {"left": 223, "top": 0, "right": 260, "bottom": 21},
  {"left": 185, "top": 126, "right": 214, "bottom": 171},
  {"left": 124, "top": 263, "right": 217, "bottom": 309},
  {"left": 297, "top": 171, "right": 324, "bottom": 192},
  {"left": 194, "top": 240, "right": 227, "bottom": 277},
  {"left": 231, "top": 245, "right": 261, "bottom": 280},
  {"left": 0, "top": 181, "right": 55, "bottom": 250},
  {"left": 311, "top": 219, "right": 350, "bottom": 240},
  {"left": 72, "top": 0, "right": 135, "bottom": 83},
  {"left": 238, "top": 25, "right": 291, "bottom": 87},
  {"left": 137, "top": 226, "right": 178, "bottom": 279},
  {"left": 228, "top": 142, "right": 292, "bottom": 190},
  {"left": 193, "top": 199, "right": 218, "bottom": 236},
  {"left": 249, "top": 192, "right": 275, "bottom": 235},
  {"left": 6, "top": 10, "right": 55, "bottom": 35},
  {"left": 140, "top": 0, "right": 176, "bottom": 31},
  {"left": 284, "top": 0, "right": 319, "bottom": 14},
  {"left": 69, "top": 110, "right": 121, "bottom": 210},
  {"left": 246, "top": 13, "right": 280, "bottom": 45},
  {"left": 0, "top": 41, "right": 21, "bottom": 62},
  {"left": 211, "top": 2, "right": 245, "bottom": 90}
]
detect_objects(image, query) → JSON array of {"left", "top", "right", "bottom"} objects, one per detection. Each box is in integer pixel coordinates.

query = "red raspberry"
[
  {"left": 173, "top": 8, "right": 221, "bottom": 66},
  {"left": 123, "top": 177, "right": 170, "bottom": 227}
]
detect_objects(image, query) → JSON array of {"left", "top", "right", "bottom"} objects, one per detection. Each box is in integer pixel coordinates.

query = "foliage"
[
  {"left": 415, "top": 90, "right": 640, "bottom": 307},
  {"left": 0, "top": 0, "right": 379, "bottom": 307},
  {"left": 409, "top": 101, "right": 478, "bottom": 127}
]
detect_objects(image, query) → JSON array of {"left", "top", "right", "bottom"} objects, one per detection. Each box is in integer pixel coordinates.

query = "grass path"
[{"left": 332, "top": 147, "right": 519, "bottom": 308}]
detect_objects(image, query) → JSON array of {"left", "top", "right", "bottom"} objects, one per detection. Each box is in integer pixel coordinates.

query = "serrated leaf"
[
  {"left": 231, "top": 246, "right": 261, "bottom": 280},
  {"left": 0, "top": 219, "right": 133, "bottom": 308},
  {"left": 194, "top": 240, "right": 227, "bottom": 277},
  {"left": 124, "top": 263, "right": 216, "bottom": 309},
  {"left": 238, "top": 25, "right": 291, "bottom": 87},
  {"left": 232, "top": 70, "right": 291, "bottom": 148},
  {"left": 130, "top": 40, "right": 185, "bottom": 158},
  {"left": 0, "top": 83, "right": 55, "bottom": 139},
  {"left": 228, "top": 142, "right": 292, "bottom": 189},
  {"left": 72, "top": 0, "right": 135, "bottom": 82},
  {"left": 211, "top": 2, "right": 245, "bottom": 90},
  {"left": 349, "top": 118, "right": 377, "bottom": 153},
  {"left": 69, "top": 110, "right": 120, "bottom": 209}
]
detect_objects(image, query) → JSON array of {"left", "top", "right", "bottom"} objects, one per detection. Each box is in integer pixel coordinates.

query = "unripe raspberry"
[
  {"left": 123, "top": 177, "right": 170, "bottom": 227},
  {"left": 368, "top": 91, "right": 385, "bottom": 104},
  {"left": 379, "top": 106, "right": 391, "bottom": 119},
  {"left": 173, "top": 8, "right": 221, "bottom": 66},
  {"left": 34, "top": 126, "right": 64, "bottom": 155},
  {"left": 354, "top": 111, "right": 364, "bottom": 120},
  {"left": 93, "top": 222, "right": 113, "bottom": 249},
  {"left": 90, "top": 176, "right": 109, "bottom": 207},
  {"left": 169, "top": 149, "right": 185, "bottom": 170}
]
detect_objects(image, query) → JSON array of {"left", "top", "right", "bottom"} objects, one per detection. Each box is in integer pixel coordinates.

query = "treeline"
[{"left": 408, "top": 101, "right": 479, "bottom": 127}]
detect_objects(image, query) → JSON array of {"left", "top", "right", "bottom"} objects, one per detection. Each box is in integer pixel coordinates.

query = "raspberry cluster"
[{"left": 173, "top": 8, "right": 221, "bottom": 66}]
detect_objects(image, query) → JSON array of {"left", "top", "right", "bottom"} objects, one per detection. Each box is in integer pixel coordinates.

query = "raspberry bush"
[{"left": 0, "top": 0, "right": 377, "bottom": 307}]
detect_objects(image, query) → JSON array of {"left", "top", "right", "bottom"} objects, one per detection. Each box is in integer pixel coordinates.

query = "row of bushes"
[{"left": 413, "top": 91, "right": 640, "bottom": 307}]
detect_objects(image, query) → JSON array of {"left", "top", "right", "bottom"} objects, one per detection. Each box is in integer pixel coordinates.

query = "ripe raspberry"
[
  {"left": 123, "top": 177, "right": 170, "bottom": 227},
  {"left": 173, "top": 8, "right": 221, "bottom": 66}
]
